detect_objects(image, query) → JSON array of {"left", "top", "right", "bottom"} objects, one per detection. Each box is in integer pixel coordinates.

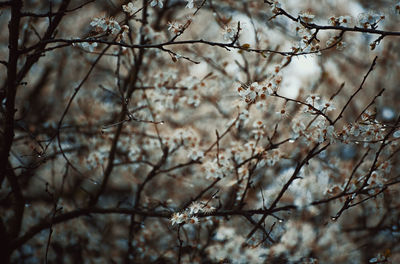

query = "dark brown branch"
[
  {"left": 355, "top": 88, "right": 385, "bottom": 122},
  {"left": 15, "top": 0, "right": 72, "bottom": 85},
  {"left": 247, "top": 143, "right": 329, "bottom": 239},
  {"left": 333, "top": 56, "right": 378, "bottom": 124},
  {"left": 1, "top": 6, "right": 24, "bottom": 262},
  {"left": 0, "top": 1, "right": 12, "bottom": 7},
  {"left": 21, "top": 0, "right": 95, "bottom": 17}
]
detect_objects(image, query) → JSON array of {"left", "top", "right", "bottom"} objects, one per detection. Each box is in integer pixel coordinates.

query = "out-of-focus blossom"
[
  {"left": 150, "top": 0, "right": 163, "bottom": 8},
  {"left": 122, "top": 2, "right": 137, "bottom": 16}
]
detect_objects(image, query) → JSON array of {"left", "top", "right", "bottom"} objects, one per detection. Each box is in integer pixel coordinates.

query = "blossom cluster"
[{"left": 170, "top": 201, "right": 215, "bottom": 226}]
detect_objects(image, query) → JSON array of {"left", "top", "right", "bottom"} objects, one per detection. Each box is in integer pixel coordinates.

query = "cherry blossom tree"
[{"left": 1, "top": 0, "right": 400, "bottom": 263}]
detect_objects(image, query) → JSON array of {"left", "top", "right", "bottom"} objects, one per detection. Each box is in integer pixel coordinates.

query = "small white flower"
[
  {"left": 292, "top": 121, "right": 306, "bottom": 138},
  {"left": 326, "top": 35, "right": 340, "bottom": 47},
  {"left": 328, "top": 16, "right": 351, "bottom": 27},
  {"left": 338, "top": 16, "right": 351, "bottom": 27},
  {"left": 276, "top": 108, "right": 288, "bottom": 119},
  {"left": 204, "top": 160, "right": 226, "bottom": 179},
  {"left": 80, "top": 42, "right": 98, "bottom": 52},
  {"left": 255, "top": 100, "right": 266, "bottom": 109},
  {"left": 108, "top": 19, "right": 121, "bottom": 34},
  {"left": 188, "top": 149, "right": 204, "bottom": 160},
  {"left": 150, "top": 0, "right": 163, "bottom": 8},
  {"left": 266, "top": 149, "right": 280, "bottom": 166},
  {"left": 90, "top": 17, "right": 122, "bottom": 35},
  {"left": 170, "top": 212, "right": 185, "bottom": 226},
  {"left": 167, "top": 21, "right": 182, "bottom": 34},
  {"left": 263, "top": 83, "right": 276, "bottom": 95},
  {"left": 187, "top": 93, "right": 201, "bottom": 107},
  {"left": 202, "top": 203, "right": 215, "bottom": 213},
  {"left": 253, "top": 120, "right": 264, "bottom": 129},
  {"left": 306, "top": 94, "right": 320, "bottom": 106},
  {"left": 321, "top": 99, "right": 336, "bottom": 112},
  {"left": 328, "top": 16, "right": 338, "bottom": 26},
  {"left": 324, "top": 125, "right": 337, "bottom": 143},
  {"left": 270, "top": 1, "right": 281, "bottom": 14},
  {"left": 222, "top": 25, "right": 236, "bottom": 41},
  {"left": 358, "top": 12, "right": 384, "bottom": 28},
  {"left": 336, "top": 41, "right": 346, "bottom": 50},
  {"left": 188, "top": 202, "right": 203, "bottom": 214},
  {"left": 237, "top": 83, "right": 257, "bottom": 103},
  {"left": 299, "top": 11, "right": 315, "bottom": 23},
  {"left": 122, "top": 2, "right": 137, "bottom": 16},
  {"left": 90, "top": 17, "right": 108, "bottom": 31},
  {"left": 350, "top": 123, "right": 361, "bottom": 137},
  {"left": 188, "top": 216, "right": 199, "bottom": 224}
]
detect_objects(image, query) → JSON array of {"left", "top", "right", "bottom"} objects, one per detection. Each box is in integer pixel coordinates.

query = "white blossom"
[
  {"left": 150, "top": 0, "right": 164, "bottom": 8},
  {"left": 170, "top": 212, "right": 185, "bottom": 226},
  {"left": 122, "top": 2, "right": 137, "bottom": 16}
]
